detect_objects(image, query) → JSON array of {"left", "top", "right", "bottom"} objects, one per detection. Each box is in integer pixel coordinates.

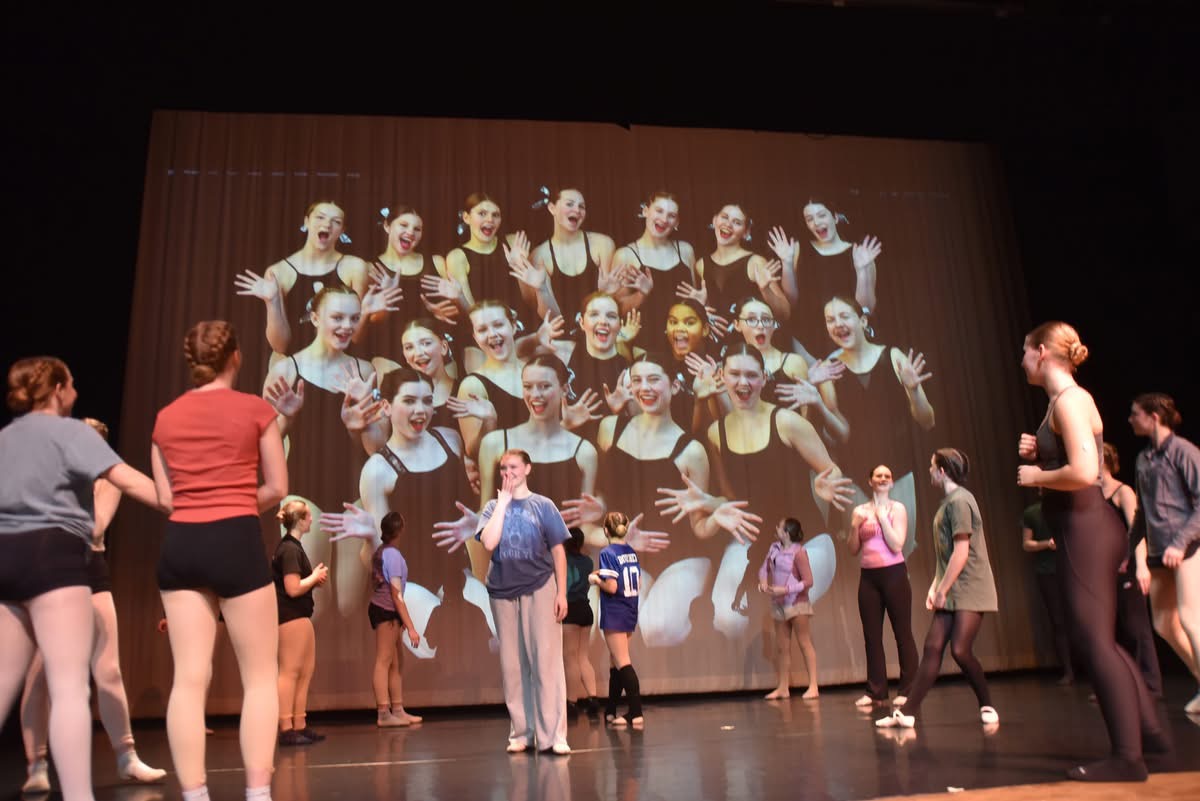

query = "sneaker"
[
  {"left": 550, "top": 742, "right": 571, "bottom": 755},
  {"left": 506, "top": 739, "right": 529, "bottom": 754},
  {"left": 22, "top": 759, "right": 51, "bottom": 793},
  {"left": 980, "top": 706, "right": 999, "bottom": 725},
  {"left": 854, "top": 694, "right": 875, "bottom": 708},
  {"left": 875, "top": 710, "right": 915, "bottom": 729}
]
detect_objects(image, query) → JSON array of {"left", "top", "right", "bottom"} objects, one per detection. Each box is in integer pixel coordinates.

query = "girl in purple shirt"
[{"left": 757, "top": 517, "right": 817, "bottom": 699}]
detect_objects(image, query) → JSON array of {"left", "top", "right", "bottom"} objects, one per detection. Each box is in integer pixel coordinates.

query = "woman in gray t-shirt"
[
  {"left": 877, "top": 448, "right": 998, "bottom": 731},
  {"left": 0, "top": 356, "right": 163, "bottom": 800}
]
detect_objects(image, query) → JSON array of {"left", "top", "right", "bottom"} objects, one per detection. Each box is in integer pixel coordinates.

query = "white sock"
[
  {"left": 246, "top": 784, "right": 273, "bottom": 801},
  {"left": 117, "top": 749, "right": 168, "bottom": 782},
  {"left": 182, "top": 786, "right": 211, "bottom": 801}
]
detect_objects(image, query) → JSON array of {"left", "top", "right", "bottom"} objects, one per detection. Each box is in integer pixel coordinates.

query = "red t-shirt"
[{"left": 152, "top": 388, "right": 278, "bottom": 523}]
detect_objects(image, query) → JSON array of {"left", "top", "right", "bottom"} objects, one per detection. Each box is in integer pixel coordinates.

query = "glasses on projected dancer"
[{"left": 738, "top": 316, "right": 777, "bottom": 329}]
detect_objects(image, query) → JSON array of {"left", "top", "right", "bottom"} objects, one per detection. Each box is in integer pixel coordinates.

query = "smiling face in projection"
[
  {"left": 824, "top": 297, "right": 865, "bottom": 351},
  {"left": 580, "top": 295, "right": 620, "bottom": 353},
  {"left": 628, "top": 359, "right": 673, "bottom": 415},
  {"left": 312, "top": 292, "right": 362, "bottom": 352},
  {"left": 643, "top": 196, "right": 679, "bottom": 241},
  {"left": 521, "top": 364, "right": 563, "bottom": 423},
  {"left": 803, "top": 203, "right": 838, "bottom": 244},
  {"left": 550, "top": 189, "right": 587, "bottom": 233},
  {"left": 386, "top": 212, "right": 424, "bottom": 255},
  {"left": 463, "top": 200, "right": 502, "bottom": 244},
  {"left": 401, "top": 325, "right": 448, "bottom": 377},
  {"left": 470, "top": 306, "right": 515, "bottom": 362},
  {"left": 712, "top": 205, "right": 749, "bottom": 247},
  {"left": 665, "top": 303, "right": 708, "bottom": 359},
  {"left": 722, "top": 353, "right": 766, "bottom": 410},
  {"left": 388, "top": 379, "right": 436, "bottom": 439},
  {"left": 736, "top": 299, "right": 778, "bottom": 351},
  {"left": 304, "top": 202, "right": 345, "bottom": 252}
]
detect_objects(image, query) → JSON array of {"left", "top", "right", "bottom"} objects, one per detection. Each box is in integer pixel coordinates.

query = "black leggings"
[
  {"left": 1115, "top": 569, "right": 1163, "bottom": 697},
  {"left": 900, "top": 609, "right": 990, "bottom": 715},
  {"left": 1035, "top": 571, "right": 1073, "bottom": 679},
  {"left": 1045, "top": 486, "right": 1161, "bottom": 761},
  {"left": 858, "top": 562, "right": 920, "bottom": 699}
]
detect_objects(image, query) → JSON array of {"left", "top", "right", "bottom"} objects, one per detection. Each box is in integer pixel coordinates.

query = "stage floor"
[{"left": 3, "top": 673, "right": 1197, "bottom": 801}]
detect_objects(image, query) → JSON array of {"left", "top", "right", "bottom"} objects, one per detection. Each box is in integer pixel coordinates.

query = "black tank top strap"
[
  {"left": 673, "top": 240, "right": 683, "bottom": 263},
  {"left": 667, "top": 431, "right": 692, "bottom": 462},
  {"left": 377, "top": 444, "right": 408, "bottom": 476},
  {"left": 571, "top": 433, "right": 584, "bottom": 458},
  {"left": 583, "top": 232, "right": 593, "bottom": 263},
  {"left": 718, "top": 410, "right": 730, "bottom": 452},
  {"left": 769, "top": 405, "right": 782, "bottom": 440},
  {"left": 289, "top": 355, "right": 304, "bottom": 389},
  {"left": 356, "top": 358, "right": 366, "bottom": 381},
  {"left": 429, "top": 427, "right": 456, "bottom": 459},
  {"left": 629, "top": 243, "right": 645, "bottom": 267},
  {"left": 502, "top": 428, "right": 509, "bottom": 450},
  {"left": 611, "top": 413, "right": 633, "bottom": 447},
  {"left": 283, "top": 258, "right": 300, "bottom": 277},
  {"left": 549, "top": 240, "right": 561, "bottom": 273},
  {"left": 332, "top": 254, "right": 345, "bottom": 282},
  {"left": 1104, "top": 482, "right": 1125, "bottom": 503}
]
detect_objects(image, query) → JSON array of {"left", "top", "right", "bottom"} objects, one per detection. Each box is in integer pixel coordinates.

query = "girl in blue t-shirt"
[
  {"left": 367, "top": 512, "right": 422, "bottom": 728},
  {"left": 590, "top": 511, "right": 644, "bottom": 726}
]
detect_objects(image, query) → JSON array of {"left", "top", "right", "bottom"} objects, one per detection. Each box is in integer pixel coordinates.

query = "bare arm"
[
  {"left": 263, "top": 265, "right": 294, "bottom": 355},
  {"left": 92, "top": 478, "right": 122, "bottom": 542},
  {"left": 1035, "top": 391, "right": 1102, "bottom": 491},
  {"left": 1022, "top": 526, "right": 1053, "bottom": 553},
  {"left": 876, "top": 502, "right": 908, "bottom": 554},
  {"left": 257, "top": 422, "right": 288, "bottom": 512},
  {"left": 107, "top": 460, "right": 167, "bottom": 513}
]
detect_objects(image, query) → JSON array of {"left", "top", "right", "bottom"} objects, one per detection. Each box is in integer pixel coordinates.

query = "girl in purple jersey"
[{"left": 590, "top": 511, "right": 655, "bottom": 727}]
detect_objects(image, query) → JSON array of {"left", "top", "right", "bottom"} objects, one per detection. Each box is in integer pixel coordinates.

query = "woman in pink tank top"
[{"left": 847, "top": 465, "right": 919, "bottom": 708}]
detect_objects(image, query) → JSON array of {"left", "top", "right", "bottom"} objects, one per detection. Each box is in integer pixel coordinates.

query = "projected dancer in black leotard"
[
  {"left": 234, "top": 200, "right": 372, "bottom": 355},
  {"left": 610, "top": 191, "right": 696, "bottom": 336},
  {"left": 356, "top": 206, "right": 463, "bottom": 377},
  {"left": 1017, "top": 321, "right": 1171, "bottom": 782},
  {"left": 684, "top": 203, "right": 790, "bottom": 329},
  {"left": 263, "top": 285, "right": 386, "bottom": 618},
  {"left": 791, "top": 296, "right": 933, "bottom": 549},
  {"left": 529, "top": 188, "right": 618, "bottom": 332},
  {"left": 767, "top": 200, "right": 880, "bottom": 363}
]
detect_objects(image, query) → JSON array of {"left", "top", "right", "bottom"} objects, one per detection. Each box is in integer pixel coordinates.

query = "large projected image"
[{"left": 118, "top": 114, "right": 1034, "bottom": 711}]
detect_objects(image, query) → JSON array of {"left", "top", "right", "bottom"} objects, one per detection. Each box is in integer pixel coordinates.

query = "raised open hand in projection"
[
  {"left": 602, "top": 379, "right": 632, "bottom": 414},
  {"left": 625, "top": 512, "right": 671, "bottom": 554},
  {"left": 234, "top": 269, "right": 280, "bottom": 302},
  {"left": 421, "top": 296, "right": 460, "bottom": 325},
  {"left": 898, "top": 349, "right": 933, "bottom": 390},
  {"left": 806, "top": 358, "right": 846, "bottom": 385},
  {"left": 561, "top": 492, "right": 605, "bottom": 527},
  {"left": 750, "top": 259, "right": 783, "bottom": 291},
  {"left": 535, "top": 311, "right": 566, "bottom": 350},
  {"left": 597, "top": 260, "right": 623, "bottom": 295},
  {"left": 623, "top": 265, "right": 654, "bottom": 295},
  {"left": 562, "top": 389, "right": 603, "bottom": 432},
  {"left": 368, "top": 261, "right": 401, "bottom": 292},
  {"left": 712, "top": 500, "right": 763, "bottom": 545},
  {"left": 321, "top": 503, "right": 376, "bottom": 543},
  {"left": 705, "top": 308, "right": 731, "bottom": 339},
  {"left": 685, "top": 353, "right": 723, "bottom": 399},
  {"left": 361, "top": 281, "right": 404, "bottom": 318},
  {"left": 852, "top": 235, "right": 883, "bottom": 271},
  {"left": 432, "top": 502, "right": 479, "bottom": 553},
  {"left": 446, "top": 393, "right": 497, "bottom": 423},
  {"left": 675, "top": 279, "right": 708, "bottom": 306},
  {"left": 767, "top": 226, "right": 799, "bottom": 267},
  {"left": 264, "top": 375, "right": 304, "bottom": 418},
  {"left": 619, "top": 309, "right": 641, "bottom": 343},
  {"left": 420, "top": 273, "right": 465, "bottom": 304},
  {"left": 776, "top": 379, "right": 821, "bottom": 411},
  {"left": 814, "top": 467, "right": 856, "bottom": 511},
  {"left": 505, "top": 240, "right": 549, "bottom": 292}
]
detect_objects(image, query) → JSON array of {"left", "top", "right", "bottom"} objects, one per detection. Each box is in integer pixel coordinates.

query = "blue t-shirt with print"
[{"left": 476, "top": 493, "right": 569, "bottom": 599}]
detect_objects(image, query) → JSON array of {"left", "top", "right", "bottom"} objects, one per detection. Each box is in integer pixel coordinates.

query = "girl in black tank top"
[
  {"left": 613, "top": 193, "right": 695, "bottom": 346},
  {"left": 694, "top": 204, "right": 790, "bottom": 327},
  {"left": 548, "top": 233, "right": 599, "bottom": 335},
  {"left": 456, "top": 303, "right": 527, "bottom": 461},
  {"left": 535, "top": 188, "right": 615, "bottom": 334},
  {"left": 360, "top": 370, "right": 491, "bottom": 693},
  {"left": 1018, "top": 325, "right": 1167, "bottom": 782},
  {"left": 626, "top": 241, "right": 693, "bottom": 347}
]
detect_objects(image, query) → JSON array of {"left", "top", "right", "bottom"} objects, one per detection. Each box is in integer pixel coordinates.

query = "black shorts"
[
  {"left": 88, "top": 550, "right": 112, "bottom": 595},
  {"left": 563, "top": 599, "right": 594, "bottom": 627},
  {"left": 368, "top": 602, "right": 402, "bottom": 630},
  {"left": 157, "top": 516, "right": 271, "bottom": 598},
  {"left": 0, "top": 529, "right": 90, "bottom": 603},
  {"left": 1147, "top": 540, "right": 1200, "bottom": 569}
]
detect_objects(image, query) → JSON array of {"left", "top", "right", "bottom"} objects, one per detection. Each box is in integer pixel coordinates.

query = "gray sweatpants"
[{"left": 490, "top": 577, "right": 568, "bottom": 749}]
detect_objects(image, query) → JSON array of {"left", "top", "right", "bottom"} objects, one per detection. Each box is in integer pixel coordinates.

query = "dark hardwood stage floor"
[{"left": 3, "top": 673, "right": 1197, "bottom": 801}]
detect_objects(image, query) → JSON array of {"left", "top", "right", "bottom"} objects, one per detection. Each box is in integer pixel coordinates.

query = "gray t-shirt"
[
  {"left": 0, "top": 414, "right": 122, "bottom": 541},
  {"left": 932, "top": 487, "right": 998, "bottom": 612},
  {"left": 476, "top": 493, "right": 569, "bottom": 600}
]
